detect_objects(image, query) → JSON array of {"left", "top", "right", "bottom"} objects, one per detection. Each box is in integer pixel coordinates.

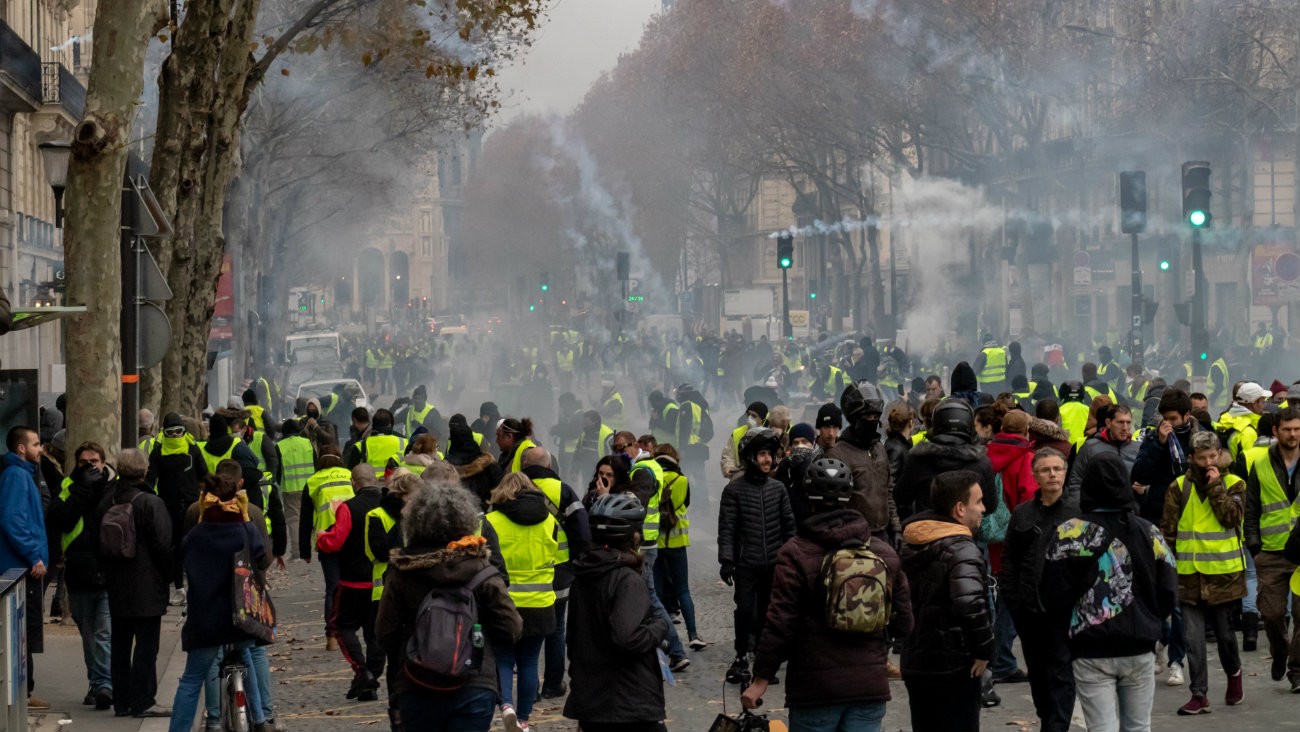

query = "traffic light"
[
  {"left": 1181, "top": 161, "right": 1211, "bottom": 228},
  {"left": 297, "top": 293, "right": 309, "bottom": 312},
  {"left": 319, "top": 295, "right": 326, "bottom": 304},
  {"left": 1159, "top": 259, "right": 1170, "bottom": 271},
  {"left": 809, "top": 290, "right": 817, "bottom": 299},
  {"left": 776, "top": 234, "right": 793, "bottom": 269},
  {"left": 1119, "top": 171, "right": 1146, "bottom": 234},
  {"left": 539, "top": 271, "right": 550, "bottom": 292},
  {"left": 528, "top": 304, "right": 536, "bottom": 312}
]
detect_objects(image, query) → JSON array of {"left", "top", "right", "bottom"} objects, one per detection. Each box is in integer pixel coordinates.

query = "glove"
[
  {"left": 719, "top": 560, "right": 735, "bottom": 586},
  {"left": 68, "top": 464, "right": 103, "bottom": 495}
]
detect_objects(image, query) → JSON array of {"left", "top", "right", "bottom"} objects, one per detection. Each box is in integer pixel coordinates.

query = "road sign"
[
  {"left": 139, "top": 244, "right": 172, "bottom": 301},
  {"left": 1074, "top": 266, "right": 1091, "bottom": 286},
  {"left": 139, "top": 302, "right": 172, "bottom": 369}
]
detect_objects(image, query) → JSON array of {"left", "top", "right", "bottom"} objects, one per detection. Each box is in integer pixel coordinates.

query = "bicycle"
[{"left": 218, "top": 644, "right": 256, "bottom": 732}]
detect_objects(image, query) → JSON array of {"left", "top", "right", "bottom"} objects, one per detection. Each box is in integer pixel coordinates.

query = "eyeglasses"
[
  {"left": 612, "top": 444, "right": 631, "bottom": 452},
  {"left": 164, "top": 427, "right": 186, "bottom": 437}
]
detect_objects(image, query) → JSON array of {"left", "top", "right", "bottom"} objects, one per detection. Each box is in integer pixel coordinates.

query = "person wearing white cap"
[{"left": 1216, "top": 382, "right": 1270, "bottom": 466}]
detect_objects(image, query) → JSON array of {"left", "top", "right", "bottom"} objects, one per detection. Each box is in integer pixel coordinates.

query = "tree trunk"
[{"left": 62, "top": 0, "right": 167, "bottom": 456}]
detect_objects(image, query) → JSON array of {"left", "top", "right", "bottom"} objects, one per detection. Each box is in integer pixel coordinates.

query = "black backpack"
[
  {"left": 403, "top": 565, "right": 498, "bottom": 691},
  {"left": 99, "top": 493, "right": 142, "bottom": 560}
]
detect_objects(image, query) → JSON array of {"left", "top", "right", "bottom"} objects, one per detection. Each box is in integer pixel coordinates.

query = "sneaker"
[
  {"left": 356, "top": 689, "right": 378, "bottom": 702},
  {"left": 670, "top": 657, "right": 691, "bottom": 672},
  {"left": 1177, "top": 694, "right": 1211, "bottom": 715},
  {"left": 1154, "top": 643, "right": 1169, "bottom": 674},
  {"left": 47, "top": 615, "right": 62, "bottom": 624},
  {"left": 133, "top": 705, "right": 173, "bottom": 718},
  {"left": 94, "top": 689, "right": 113, "bottom": 710},
  {"left": 725, "top": 656, "right": 750, "bottom": 685},
  {"left": 994, "top": 668, "right": 1029, "bottom": 684},
  {"left": 671, "top": 612, "right": 683, "bottom": 625},
  {"left": 1274, "top": 654, "right": 1288, "bottom": 682},
  {"left": 1291, "top": 679, "right": 1300, "bottom": 693},
  {"left": 204, "top": 722, "right": 222, "bottom": 732},
  {"left": 1167, "top": 662, "right": 1185, "bottom": 687},
  {"left": 539, "top": 682, "right": 567, "bottom": 699},
  {"left": 501, "top": 704, "right": 520, "bottom": 732},
  {"left": 169, "top": 588, "right": 187, "bottom": 606},
  {"left": 689, "top": 636, "right": 708, "bottom": 650},
  {"left": 1225, "top": 670, "right": 1244, "bottom": 706},
  {"left": 886, "top": 659, "right": 902, "bottom": 680},
  {"left": 517, "top": 723, "right": 530, "bottom": 732},
  {"left": 27, "top": 695, "right": 51, "bottom": 710},
  {"left": 83, "top": 692, "right": 95, "bottom": 706}
]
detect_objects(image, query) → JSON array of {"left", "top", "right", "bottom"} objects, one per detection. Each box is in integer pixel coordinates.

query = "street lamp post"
[{"left": 38, "top": 141, "right": 71, "bottom": 229}]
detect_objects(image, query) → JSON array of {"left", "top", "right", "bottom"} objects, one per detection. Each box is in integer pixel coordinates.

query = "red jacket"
[{"left": 984, "top": 434, "right": 1039, "bottom": 573}]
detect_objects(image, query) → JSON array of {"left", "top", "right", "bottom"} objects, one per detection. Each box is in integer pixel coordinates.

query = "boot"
[
  {"left": 725, "top": 656, "right": 751, "bottom": 685},
  {"left": 1242, "top": 612, "right": 1259, "bottom": 652},
  {"left": 347, "top": 670, "right": 377, "bottom": 700},
  {"left": 326, "top": 636, "right": 339, "bottom": 652},
  {"left": 1225, "top": 669, "right": 1244, "bottom": 706}
]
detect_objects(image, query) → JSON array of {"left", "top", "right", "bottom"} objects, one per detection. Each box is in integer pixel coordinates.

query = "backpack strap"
[{"left": 465, "top": 564, "right": 500, "bottom": 592}]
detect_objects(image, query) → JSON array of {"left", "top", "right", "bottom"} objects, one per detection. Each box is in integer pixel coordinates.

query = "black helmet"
[
  {"left": 841, "top": 382, "right": 884, "bottom": 422},
  {"left": 589, "top": 493, "right": 647, "bottom": 543},
  {"left": 738, "top": 427, "right": 783, "bottom": 469},
  {"left": 1059, "top": 380, "right": 1086, "bottom": 402},
  {"left": 804, "top": 457, "right": 854, "bottom": 508},
  {"left": 930, "top": 398, "right": 975, "bottom": 440}
]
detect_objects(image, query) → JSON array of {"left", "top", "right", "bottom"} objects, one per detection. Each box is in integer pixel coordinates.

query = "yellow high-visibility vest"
[
  {"left": 658, "top": 470, "right": 690, "bottom": 549},
  {"left": 532, "top": 476, "right": 570, "bottom": 563},
  {"left": 308, "top": 467, "right": 355, "bottom": 533},
  {"left": 1252, "top": 453, "right": 1299, "bottom": 553},
  {"left": 364, "top": 505, "right": 398, "bottom": 601},
  {"left": 405, "top": 404, "right": 434, "bottom": 438},
  {"left": 58, "top": 477, "right": 81, "bottom": 553},
  {"left": 1174, "top": 475, "right": 1246, "bottom": 576},
  {"left": 1060, "top": 402, "right": 1090, "bottom": 449},
  {"left": 278, "top": 435, "right": 316, "bottom": 493},
  {"left": 485, "top": 509, "right": 558, "bottom": 608},
  {"left": 198, "top": 438, "right": 239, "bottom": 475},
  {"left": 362, "top": 434, "right": 409, "bottom": 473},
  {"left": 509, "top": 438, "right": 538, "bottom": 473},
  {"left": 630, "top": 458, "right": 664, "bottom": 543},
  {"left": 979, "top": 347, "right": 1006, "bottom": 384}
]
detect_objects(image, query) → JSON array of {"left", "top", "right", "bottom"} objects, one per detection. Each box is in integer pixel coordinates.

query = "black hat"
[
  {"left": 746, "top": 401, "right": 769, "bottom": 422},
  {"left": 816, "top": 403, "right": 843, "bottom": 428},
  {"left": 413, "top": 385, "right": 428, "bottom": 399},
  {"left": 163, "top": 412, "right": 185, "bottom": 429}
]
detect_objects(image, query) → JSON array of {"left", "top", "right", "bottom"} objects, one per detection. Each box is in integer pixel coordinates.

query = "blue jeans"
[
  {"left": 68, "top": 590, "right": 112, "bottom": 694},
  {"left": 495, "top": 634, "right": 544, "bottom": 721},
  {"left": 1244, "top": 550, "right": 1259, "bottom": 615},
  {"left": 169, "top": 641, "right": 264, "bottom": 732},
  {"left": 990, "top": 594, "right": 1021, "bottom": 678},
  {"left": 1162, "top": 606, "right": 1186, "bottom": 667},
  {"left": 640, "top": 547, "right": 686, "bottom": 661},
  {"left": 203, "top": 644, "right": 274, "bottom": 724},
  {"left": 654, "top": 546, "right": 698, "bottom": 639},
  {"left": 543, "top": 597, "right": 568, "bottom": 690},
  {"left": 399, "top": 686, "right": 497, "bottom": 732},
  {"left": 788, "top": 701, "right": 886, "bottom": 732}
]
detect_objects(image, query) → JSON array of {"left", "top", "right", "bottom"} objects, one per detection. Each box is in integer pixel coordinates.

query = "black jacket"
[
  {"left": 563, "top": 548, "right": 667, "bottom": 724},
  {"left": 718, "top": 468, "right": 796, "bottom": 569},
  {"left": 93, "top": 480, "right": 174, "bottom": 618},
  {"left": 999, "top": 495, "right": 1078, "bottom": 614},
  {"left": 899, "top": 511, "right": 994, "bottom": 677},
  {"left": 884, "top": 432, "right": 910, "bottom": 484},
  {"left": 774, "top": 446, "right": 821, "bottom": 525},
  {"left": 46, "top": 465, "right": 115, "bottom": 593},
  {"left": 894, "top": 437, "right": 999, "bottom": 519},
  {"left": 147, "top": 441, "right": 208, "bottom": 507},
  {"left": 1041, "top": 451, "right": 1178, "bottom": 658}
]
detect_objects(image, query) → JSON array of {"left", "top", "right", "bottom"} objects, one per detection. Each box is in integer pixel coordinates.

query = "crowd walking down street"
[{"left": 11, "top": 329, "right": 1300, "bottom": 732}]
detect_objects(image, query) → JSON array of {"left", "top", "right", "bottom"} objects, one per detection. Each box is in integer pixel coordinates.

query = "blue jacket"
[{"left": 0, "top": 452, "right": 47, "bottom": 571}]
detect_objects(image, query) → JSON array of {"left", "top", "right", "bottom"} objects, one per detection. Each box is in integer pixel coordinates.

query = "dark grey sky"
[{"left": 495, "top": 0, "right": 660, "bottom": 123}]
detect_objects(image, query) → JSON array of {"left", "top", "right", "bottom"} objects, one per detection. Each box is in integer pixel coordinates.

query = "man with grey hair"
[
  {"left": 93, "top": 447, "right": 173, "bottom": 718},
  {"left": 137, "top": 409, "right": 156, "bottom": 452}
]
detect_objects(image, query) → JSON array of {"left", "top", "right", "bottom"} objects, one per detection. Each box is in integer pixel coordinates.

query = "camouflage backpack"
[{"left": 819, "top": 540, "right": 890, "bottom": 634}]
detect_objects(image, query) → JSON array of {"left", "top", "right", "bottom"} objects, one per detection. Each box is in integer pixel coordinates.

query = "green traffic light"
[
  {"left": 541, "top": 284, "right": 549, "bottom": 292},
  {"left": 529, "top": 304, "right": 536, "bottom": 311},
  {"left": 1159, "top": 260, "right": 1170, "bottom": 271},
  {"left": 779, "top": 257, "right": 792, "bottom": 269},
  {"left": 1188, "top": 210, "right": 1207, "bottom": 227},
  {"left": 1200, "top": 352, "right": 1208, "bottom": 360},
  {"left": 809, "top": 292, "right": 817, "bottom": 299}
]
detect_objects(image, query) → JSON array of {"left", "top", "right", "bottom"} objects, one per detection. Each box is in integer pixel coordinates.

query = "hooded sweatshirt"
[
  {"left": 1041, "top": 451, "right": 1177, "bottom": 658},
  {"left": 564, "top": 547, "right": 667, "bottom": 724},
  {"left": 948, "top": 361, "right": 983, "bottom": 408}
]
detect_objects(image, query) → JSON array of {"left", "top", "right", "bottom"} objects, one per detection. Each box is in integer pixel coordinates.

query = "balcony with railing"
[
  {"left": 0, "top": 20, "right": 41, "bottom": 113},
  {"left": 41, "top": 62, "right": 85, "bottom": 121}
]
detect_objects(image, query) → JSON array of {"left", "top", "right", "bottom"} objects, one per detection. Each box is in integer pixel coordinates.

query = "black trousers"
[
  {"left": 111, "top": 615, "right": 161, "bottom": 715},
  {"left": 733, "top": 565, "right": 774, "bottom": 658},
  {"left": 904, "top": 673, "right": 980, "bottom": 732},
  {"left": 1013, "top": 609, "right": 1075, "bottom": 732},
  {"left": 330, "top": 585, "right": 383, "bottom": 678}
]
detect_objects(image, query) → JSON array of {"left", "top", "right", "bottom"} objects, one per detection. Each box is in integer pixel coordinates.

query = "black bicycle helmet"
[
  {"left": 589, "top": 492, "right": 647, "bottom": 543},
  {"left": 841, "top": 382, "right": 885, "bottom": 422},
  {"left": 929, "top": 398, "right": 975, "bottom": 440},
  {"left": 738, "top": 426, "right": 783, "bottom": 469},
  {"left": 1058, "top": 380, "right": 1086, "bottom": 403},
  {"left": 804, "top": 457, "right": 854, "bottom": 508}
]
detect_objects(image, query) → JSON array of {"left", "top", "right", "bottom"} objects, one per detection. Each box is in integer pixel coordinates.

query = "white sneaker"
[
  {"left": 1167, "top": 662, "right": 1185, "bottom": 687},
  {"left": 501, "top": 703, "right": 520, "bottom": 732},
  {"left": 169, "top": 588, "right": 187, "bottom": 607},
  {"left": 1154, "top": 643, "right": 1168, "bottom": 674}
]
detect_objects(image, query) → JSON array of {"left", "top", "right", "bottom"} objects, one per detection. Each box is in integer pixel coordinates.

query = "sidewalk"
[{"left": 28, "top": 608, "right": 187, "bottom": 732}]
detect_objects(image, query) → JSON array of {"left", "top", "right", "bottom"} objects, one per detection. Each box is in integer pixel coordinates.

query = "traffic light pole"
[
  {"left": 1191, "top": 226, "right": 1207, "bottom": 377},
  {"left": 1130, "top": 232, "right": 1142, "bottom": 369},
  {"left": 781, "top": 267, "right": 792, "bottom": 339}
]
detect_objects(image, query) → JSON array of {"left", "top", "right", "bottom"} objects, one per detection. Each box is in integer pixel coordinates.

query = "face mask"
[{"left": 748, "top": 416, "right": 761, "bottom": 428}]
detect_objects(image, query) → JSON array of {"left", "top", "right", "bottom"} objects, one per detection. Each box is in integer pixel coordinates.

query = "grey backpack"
[{"left": 403, "top": 565, "right": 498, "bottom": 691}]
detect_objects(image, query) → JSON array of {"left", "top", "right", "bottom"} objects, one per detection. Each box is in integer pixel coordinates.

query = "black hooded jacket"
[
  {"left": 564, "top": 548, "right": 667, "bottom": 724},
  {"left": 1041, "top": 451, "right": 1178, "bottom": 659},
  {"left": 489, "top": 490, "right": 558, "bottom": 637},
  {"left": 894, "top": 436, "right": 999, "bottom": 519},
  {"left": 948, "top": 362, "right": 983, "bottom": 406}
]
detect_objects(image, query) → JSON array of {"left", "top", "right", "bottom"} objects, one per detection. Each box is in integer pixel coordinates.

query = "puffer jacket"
[
  {"left": 753, "top": 509, "right": 913, "bottom": 706},
  {"left": 899, "top": 511, "right": 994, "bottom": 677},
  {"left": 564, "top": 548, "right": 667, "bottom": 724},
  {"left": 894, "top": 437, "right": 999, "bottom": 520},
  {"left": 375, "top": 540, "right": 521, "bottom": 698},
  {"left": 827, "top": 428, "right": 900, "bottom": 538},
  {"left": 718, "top": 468, "right": 796, "bottom": 569}
]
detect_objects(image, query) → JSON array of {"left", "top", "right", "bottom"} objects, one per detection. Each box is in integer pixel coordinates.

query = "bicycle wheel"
[{"left": 221, "top": 661, "right": 253, "bottom": 732}]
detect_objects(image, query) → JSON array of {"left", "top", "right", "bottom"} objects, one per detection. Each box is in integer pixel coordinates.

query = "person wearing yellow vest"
[
  {"left": 1057, "top": 381, "right": 1092, "bottom": 450},
  {"left": 304, "top": 451, "right": 355, "bottom": 649},
  {"left": 600, "top": 381, "right": 624, "bottom": 433},
  {"left": 485, "top": 473, "right": 562, "bottom": 729},
  {"left": 316, "top": 463, "right": 385, "bottom": 701},
  {"left": 240, "top": 388, "right": 267, "bottom": 432},
  {"left": 648, "top": 391, "right": 679, "bottom": 446},
  {"left": 673, "top": 384, "right": 714, "bottom": 504},
  {"left": 1207, "top": 355, "right": 1230, "bottom": 413},
  {"left": 222, "top": 412, "right": 287, "bottom": 561},
  {"left": 1161, "top": 430, "right": 1246, "bottom": 713},
  {"left": 520, "top": 446, "right": 592, "bottom": 698},
  {"left": 1081, "top": 362, "right": 1119, "bottom": 405},
  {"left": 353, "top": 409, "right": 409, "bottom": 479},
  {"left": 809, "top": 360, "right": 850, "bottom": 402},
  {"left": 145, "top": 413, "right": 209, "bottom": 602},
  {"left": 1216, "top": 382, "right": 1269, "bottom": 475},
  {"left": 1244, "top": 407, "right": 1300, "bottom": 686},
  {"left": 651, "top": 445, "right": 706, "bottom": 650},
  {"left": 721, "top": 402, "right": 767, "bottom": 480},
  {"left": 45, "top": 442, "right": 115, "bottom": 709},
  {"left": 496, "top": 417, "right": 538, "bottom": 474},
  {"left": 276, "top": 419, "right": 316, "bottom": 559},
  {"left": 974, "top": 334, "right": 1007, "bottom": 395},
  {"left": 403, "top": 385, "right": 438, "bottom": 439}
]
